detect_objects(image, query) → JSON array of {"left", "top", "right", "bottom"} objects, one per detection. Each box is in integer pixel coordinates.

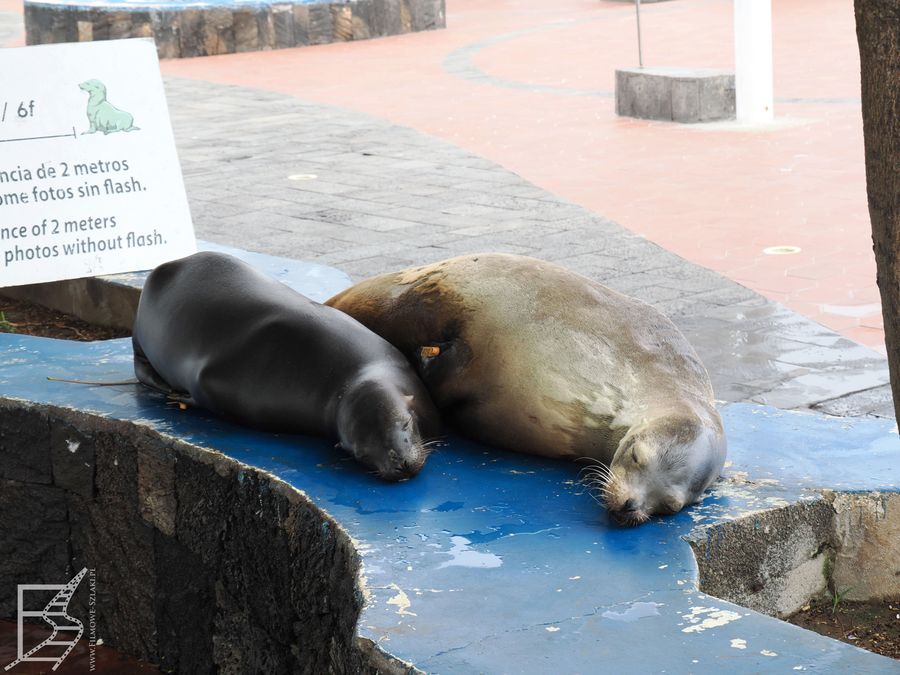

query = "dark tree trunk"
[{"left": 855, "top": 0, "right": 900, "bottom": 423}]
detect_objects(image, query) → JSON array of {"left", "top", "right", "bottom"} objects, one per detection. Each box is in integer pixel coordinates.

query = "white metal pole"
[
  {"left": 734, "top": 0, "right": 774, "bottom": 123},
  {"left": 635, "top": 0, "right": 643, "bottom": 68}
]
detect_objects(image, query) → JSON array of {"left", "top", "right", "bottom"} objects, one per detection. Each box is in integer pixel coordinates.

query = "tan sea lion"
[{"left": 326, "top": 253, "right": 726, "bottom": 525}]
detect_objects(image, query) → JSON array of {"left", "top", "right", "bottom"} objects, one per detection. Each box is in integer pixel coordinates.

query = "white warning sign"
[{"left": 0, "top": 38, "right": 196, "bottom": 287}]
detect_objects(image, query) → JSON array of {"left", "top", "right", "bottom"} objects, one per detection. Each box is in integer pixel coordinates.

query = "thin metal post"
[{"left": 635, "top": 0, "right": 644, "bottom": 68}]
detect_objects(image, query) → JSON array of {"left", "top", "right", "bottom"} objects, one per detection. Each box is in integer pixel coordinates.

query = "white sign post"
[
  {"left": 0, "top": 38, "right": 196, "bottom": 288},
  {"left": 734, "top": 0, "right": 775, "bottom": 123}
]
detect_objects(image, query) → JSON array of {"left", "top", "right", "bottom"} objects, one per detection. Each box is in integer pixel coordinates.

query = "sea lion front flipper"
[
  {"left": 133, "top": 350, "right": 196, "bottom": 408},
  {"left": 165, "top": 391, "right": 198, "bottom": 410},
  {"left": 132, "top": 335, "right": 179, "bottom": 395}
]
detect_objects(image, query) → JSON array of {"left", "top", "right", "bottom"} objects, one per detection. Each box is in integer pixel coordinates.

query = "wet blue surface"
[{"left": 3, "top": 332, "right": 900, "bottom": 673}]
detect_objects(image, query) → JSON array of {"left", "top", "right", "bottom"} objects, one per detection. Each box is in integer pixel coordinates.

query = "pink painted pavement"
[
  {"left": 7, "top": 0, "right": 880, "bottom": 349},
  {"left": 161, "top": 0, "right": 882, "bottom": 350}
]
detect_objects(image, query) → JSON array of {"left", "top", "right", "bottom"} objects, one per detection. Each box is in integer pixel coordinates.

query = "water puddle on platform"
[
  {"left": 438, "top": 535, "right": 503, "bottom": 569},
  {"left": 601, "top": 601, "right": 662, "bottom": 622}
]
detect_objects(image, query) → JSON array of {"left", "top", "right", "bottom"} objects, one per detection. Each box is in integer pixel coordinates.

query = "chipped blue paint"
[{"left": 2, "top": 332, "right": 899, "bottom": 673}]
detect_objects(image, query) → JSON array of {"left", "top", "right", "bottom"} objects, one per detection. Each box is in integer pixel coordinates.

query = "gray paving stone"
[
  {"left": 249, "top": 231, "right": 346, "bottom": 257},
  {"left": 812, "top": 385, "right": 896, "bottom": 419},
  {"left": 185, "top": 199, "right": 256, "bottom": 220},
  {"left": 285, "top": 181, "right": 360, "bottom": 196},
  {"left": 385, "top": 211, "right": 468, "bottom": 229},
  {"left": 627, "top": 284, "right": 689, "bottom": 304},
  {"left": 338, "top": 255, "right": 421, "bottom": 279},
  {"left": 139, "top": 78, "right": 895, "bottom": 415}
]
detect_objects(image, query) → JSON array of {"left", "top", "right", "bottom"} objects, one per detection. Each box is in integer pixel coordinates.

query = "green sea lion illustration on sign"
[{"left": 78, "top": 79, "right": 139, "bottom": 134}]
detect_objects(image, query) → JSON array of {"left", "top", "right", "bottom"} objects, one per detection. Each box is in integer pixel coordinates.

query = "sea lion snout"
[
  {"left": 337, "top": 378, "right": 440, "bottom": 481},
  {"left": 605, "top": 485, "right": 687, "bottom": 527},
  {"left": 603, "top": 476, "right": 653, "bottom": 527},
  {"left": 348, "top": 431, "right": 430, "bottom": 481},
  {"left": 609, "top": 502, "right": 647, "bottom": 527},
  {"left": 376, "top": 446, "right": 429, "bottom": 481},
  {"left": 376, "top": 413, "right": 434, "bottom": 480},
  {"left": 601, "top": 414, "right": 725, "bottom": 525}
]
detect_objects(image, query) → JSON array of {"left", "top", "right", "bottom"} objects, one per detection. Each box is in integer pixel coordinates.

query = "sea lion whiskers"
[
  {"left": 585, "top": 464, "right": 651, "bottom": 524},
  {"left": 615, "top": 509, "right": 651, "bottom": 527},
  {"left": 578, "top": 467, "right": 613, "bottom": 493},
  {"left": 578, "top": 463, "right": 622, "bottom": 507},
  {"left": 574, "top": 455, "right": 606, "bottom": 467},
  {"left": 572, "top": 475, "right": 601, "bottom": 502},
  {"left": 417, "top": 438, "right": 448, "bottom": 458},
  {"left": 584, "top": 490, "right": 605, "bottom": 507},
  {"left": 578, "top": 460, "right": 613, "bottom": 481},
  {"left": 574, "top": 456, "right": 610, "bottom": 484}
]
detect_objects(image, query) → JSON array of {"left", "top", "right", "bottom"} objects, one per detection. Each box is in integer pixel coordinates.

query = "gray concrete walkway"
[
  {"left": 0, "top": 7, "right": 891, "bottom": 417},
  {"left": 165, "top": 77, "right": 892, "bottom": 417}
]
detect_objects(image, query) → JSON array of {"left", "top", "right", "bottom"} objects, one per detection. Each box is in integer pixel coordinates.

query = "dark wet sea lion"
[
  {"left": 326, "top": 253, "right": 727, "bottom": 524},
  {"left": 132, "top": 251, "right": 441, "bottom": 480}
]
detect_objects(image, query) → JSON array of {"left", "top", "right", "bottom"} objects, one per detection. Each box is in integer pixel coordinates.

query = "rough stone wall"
[
  {"left": 0, "top": 398, "right": 383, "bottom": 673},
  {"left": 24, "top": 0, "right": 446, "bottom": 59},
  {"left": 688, "top": 500, "right": 834, "bottom": 618},
  {"left": 689, "top": 491, "right": 900, "bottom": 619},
  {"left": 827, "top": 490, "right": 900, "bottom": 602},
  {"left": 615, "top": 68, "right": 736, "bottom": 123}
]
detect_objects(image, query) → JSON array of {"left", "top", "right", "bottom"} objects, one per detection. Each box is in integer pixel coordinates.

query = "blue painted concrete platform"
[
  {"left": 2, "top": 335, "right": 900, "bottom": 672},
  {"left": 3, "top": 256, "right": 900, "bottom": 672}
]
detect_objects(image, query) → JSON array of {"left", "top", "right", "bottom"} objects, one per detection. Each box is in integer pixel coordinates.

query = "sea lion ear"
[
  {"left": 415, "top": 344, "right": 444, "bottom": 375},
  {"left": 419, "top": 345, "right": 441, "bottom": 359}
]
